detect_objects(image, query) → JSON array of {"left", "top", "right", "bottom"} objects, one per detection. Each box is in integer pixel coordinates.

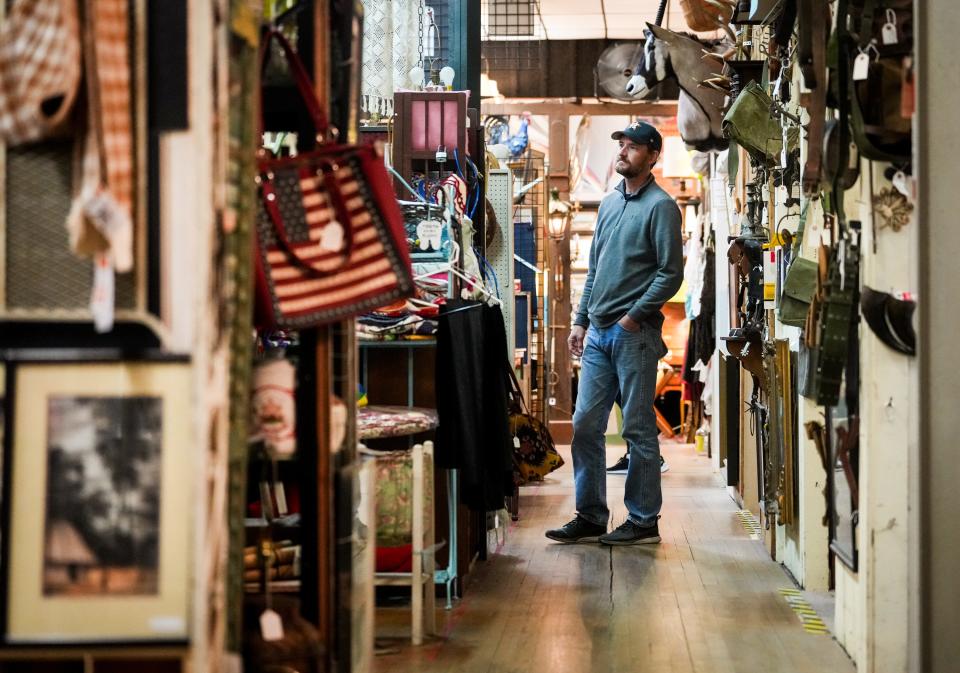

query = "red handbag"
[{"left": 253, "top": 30, "right": 414, "bottom": 329}]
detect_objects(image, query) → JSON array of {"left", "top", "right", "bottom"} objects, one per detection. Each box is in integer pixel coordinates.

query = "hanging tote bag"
[
  {"left": 778, "top": 204, "right": 818, "bottom": 328},
  {"left": 253, "top": 29, "right": 414, "bottom": 329},
  {"left": 507, "top": 366, "right": 564, "bottom": 485}
]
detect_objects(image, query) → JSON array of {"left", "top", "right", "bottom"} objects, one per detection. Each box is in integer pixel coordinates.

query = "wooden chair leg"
[
  {"left": 655, "top": 408, "right": 675, "bottom": 437},
  {"left": 423, "top": 442, "right": 436, "bottom": 636},
  {"left": 411, "top": 443, "right": 424, "bottom": 646}
]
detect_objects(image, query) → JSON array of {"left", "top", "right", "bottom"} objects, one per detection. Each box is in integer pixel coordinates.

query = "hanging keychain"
[{"left": 881, "top": 8, "right": 899, "bottom": 46}]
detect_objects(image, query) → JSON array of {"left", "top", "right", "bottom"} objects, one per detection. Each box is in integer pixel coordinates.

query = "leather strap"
[
  {"left": 857, "top": 0, "right": 878, "bottom": 48},
  {"left": 258, "top": 28, "right": 331, "bottom": 142},
  {"left": 833, "top": 0, "right": 852, "bottom": 229},
  {"left": 797, "top": 0, "right": 817, "bottom": 88},
  {"left": 506, "top": 364, "right": 531, "bottom": 415},
  {"left": 800, "top": 0, "right": 829, "bottom": 196},
  {"left": 835, "top": 416, "right": 861, "bottom": 507}
]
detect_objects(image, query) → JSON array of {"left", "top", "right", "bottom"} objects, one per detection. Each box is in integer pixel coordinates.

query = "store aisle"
[{"left": 374, "top": 441, "right": 856, "bottom": 673}]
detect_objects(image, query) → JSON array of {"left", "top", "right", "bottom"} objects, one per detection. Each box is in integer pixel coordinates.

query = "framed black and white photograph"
[
  {"left": 43, "top": 395, "right": 163, "bottom": 597},
  {"left": 1, "top": 358, "right": 192, "bottom": 643}
]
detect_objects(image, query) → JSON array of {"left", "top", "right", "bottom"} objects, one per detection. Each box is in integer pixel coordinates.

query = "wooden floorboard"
[{"left": 374, "top": 440, "right": 856, "bottom": 673}]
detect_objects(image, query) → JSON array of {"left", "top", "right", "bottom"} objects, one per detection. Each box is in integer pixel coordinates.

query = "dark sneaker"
[
  {"left": 660, "top": 456, "right": 669, "bottom": 473},
  {"left": 545, "top": 516, "right": 607, "bottom": 544},
  {"left": 607, "top": 454, "right": 630, "bottom": 474},
  {"left": 599, "top": 519, "right": 661, "bottom": 546}
]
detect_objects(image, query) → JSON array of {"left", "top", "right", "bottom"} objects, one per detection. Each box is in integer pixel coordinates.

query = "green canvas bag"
[
  {"left": 722, "top": 81, "right": 799, "bottom": 162},
  {"left": 778, "top": 204, "right": 817, "bottom": 328}
]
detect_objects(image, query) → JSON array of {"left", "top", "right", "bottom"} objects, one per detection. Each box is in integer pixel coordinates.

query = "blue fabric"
[
  {"left": 513, "top": 221, "right": 538, "bottom": 317},
  {"left": 572, "top": 322, "right": 667, "bottom": 527}
]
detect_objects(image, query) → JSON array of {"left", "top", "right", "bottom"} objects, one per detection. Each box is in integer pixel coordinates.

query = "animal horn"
[{"left": 654, "top": 0, "right": 668, "bottom": 25}]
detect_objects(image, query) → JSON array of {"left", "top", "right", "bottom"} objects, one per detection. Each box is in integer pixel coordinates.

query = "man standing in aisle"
[{"left": 546, "top": 120, "right": 683, "bottom": 545}]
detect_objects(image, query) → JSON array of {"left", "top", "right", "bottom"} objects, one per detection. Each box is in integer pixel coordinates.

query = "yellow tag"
[
  {"left": 231, "top": 4, "right": 259, "bottom": 47},
  {"left": 764, "top": 283, "right": 776, "bottom": 301}
]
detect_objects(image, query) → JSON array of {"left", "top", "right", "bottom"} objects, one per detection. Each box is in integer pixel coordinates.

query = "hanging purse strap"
[
  {"left": 257, "top": 28, "right": 356, "bottom": 276},
  {"left": 506, "top": 364, "right": 531, "bottom": 415},
  {"left": 258, "top": 27, "right": 332, "bottom": 143},
  {"left": 800, "top": 0, "right": 829, "bottom": 196}
]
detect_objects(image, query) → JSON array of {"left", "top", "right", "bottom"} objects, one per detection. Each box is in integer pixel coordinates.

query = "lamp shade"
[{"left": 661, "top": 136, "right": 696, "bottom": 179}]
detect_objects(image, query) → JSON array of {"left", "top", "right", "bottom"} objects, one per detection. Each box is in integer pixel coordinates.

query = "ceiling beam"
[{"left": 481, "top": 98, "right": 678, "bottom": 117}]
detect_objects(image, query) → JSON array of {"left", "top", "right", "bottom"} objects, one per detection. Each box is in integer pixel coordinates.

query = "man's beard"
[{"left": 615, "top": 160, "right": 642, "bottom": 178}]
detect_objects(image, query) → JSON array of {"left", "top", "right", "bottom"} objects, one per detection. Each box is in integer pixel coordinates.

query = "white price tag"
[
  {"left": 853, "top": 52, "right": 871, "bottom": 81},
  {"left": 881, "top": 22, "right": 898, "bottom": 45},
  {"left": 882, "top": 9, "right": 899, "bottom": 45},
  {"left": 892, "top": 170, "right": 910, "bottom": 197},
  {"left": 417, "top": 219, "right": 443, "bottom": 251},
  {"left": 260, "top": 609, "right": 285, "bottom": 642},
  {"left": 319, "top": 220, "right": 344, "bottom": 252},
  {"left": 91, "top": 255, "right": 115, "bottom": 334}
]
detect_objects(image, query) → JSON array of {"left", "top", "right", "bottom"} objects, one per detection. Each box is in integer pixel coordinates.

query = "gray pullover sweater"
[{"left": 574, "top": 178, "right": 684, "bottom": 330}]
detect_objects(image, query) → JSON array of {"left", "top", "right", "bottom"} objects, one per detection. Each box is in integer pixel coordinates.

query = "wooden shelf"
[
  {"left": 0, "top": 645, "right": 188, "bottom": 673},
  {"left": 358, "top": 339, "right": 436, "bottom": 348},
  {"left": 244, "top": 580, "right": 301, "bottom": 594}
]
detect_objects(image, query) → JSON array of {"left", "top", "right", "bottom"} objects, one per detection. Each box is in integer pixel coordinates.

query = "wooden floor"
[{"left": 374, "top": 440, "right": 856, "bottom": 673}]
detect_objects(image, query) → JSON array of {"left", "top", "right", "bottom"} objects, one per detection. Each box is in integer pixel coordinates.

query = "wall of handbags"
[{"left": 681, "top": 0, "right": 918, "bottom": 668}]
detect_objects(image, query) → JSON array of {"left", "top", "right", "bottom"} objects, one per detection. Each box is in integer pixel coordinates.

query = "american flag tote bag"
[{"left": 253, "top": 30, "right": 413, "bottom": 329}]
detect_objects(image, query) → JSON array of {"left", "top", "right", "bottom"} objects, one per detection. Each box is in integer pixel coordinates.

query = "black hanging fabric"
[
  {"left": 435, "top": 299, "right": 514, "bottom": 511},
  {"left": 684, "top": 250, "right": 717, "bottom": 384}
]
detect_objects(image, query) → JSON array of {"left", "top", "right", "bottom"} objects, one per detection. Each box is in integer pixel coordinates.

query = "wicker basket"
[{"left": 679, "top": 0, "right": 734, "bottom": 32}]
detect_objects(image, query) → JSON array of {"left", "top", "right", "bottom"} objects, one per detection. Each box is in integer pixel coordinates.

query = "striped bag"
[{"left": 253, "top": 30, "right": 413, "bottom": 329}]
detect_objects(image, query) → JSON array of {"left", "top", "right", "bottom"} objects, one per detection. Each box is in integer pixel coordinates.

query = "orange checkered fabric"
[
  {"left": 67, "top": 0, "right": 134, "bottom": 272},
  {"left": 0, "top": 0, "right": 82, "bottom": 145}
]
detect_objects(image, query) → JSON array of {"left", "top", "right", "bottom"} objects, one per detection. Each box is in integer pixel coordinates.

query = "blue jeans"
[{"left": 572, "top": 322, "right": 666, "bottom": 527}]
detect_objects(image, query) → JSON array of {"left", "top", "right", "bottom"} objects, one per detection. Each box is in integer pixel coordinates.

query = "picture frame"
[{"left": 1, "top": 356, "right": 192, "bottom": 643}]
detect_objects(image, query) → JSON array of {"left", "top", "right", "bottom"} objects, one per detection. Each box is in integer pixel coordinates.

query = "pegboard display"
[
  {"left": 2, "top": 142, "right": 137, "bottom": 315},
  {"left": 508, "top": 152, "right": 547, "bottom": 424},
  {"left": 486, "top": 167, "right": 514, "bottom": 358}
]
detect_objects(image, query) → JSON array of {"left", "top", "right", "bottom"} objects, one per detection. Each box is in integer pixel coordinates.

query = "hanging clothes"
[
  {"left": 435, "top": 300, "right": 514, "bottom": 511},
  {"left": 684, "top": 248, "right": 717, "bottom": 383}
]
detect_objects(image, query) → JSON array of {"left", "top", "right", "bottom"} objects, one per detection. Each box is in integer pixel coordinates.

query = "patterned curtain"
[{"left": 360, "top": 0, "right": 421, "bottom": 116}]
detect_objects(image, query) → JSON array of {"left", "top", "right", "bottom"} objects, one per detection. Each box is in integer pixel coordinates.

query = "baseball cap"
[{"left": 611, "top": 120, "right": 663, "bottom": 152}]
